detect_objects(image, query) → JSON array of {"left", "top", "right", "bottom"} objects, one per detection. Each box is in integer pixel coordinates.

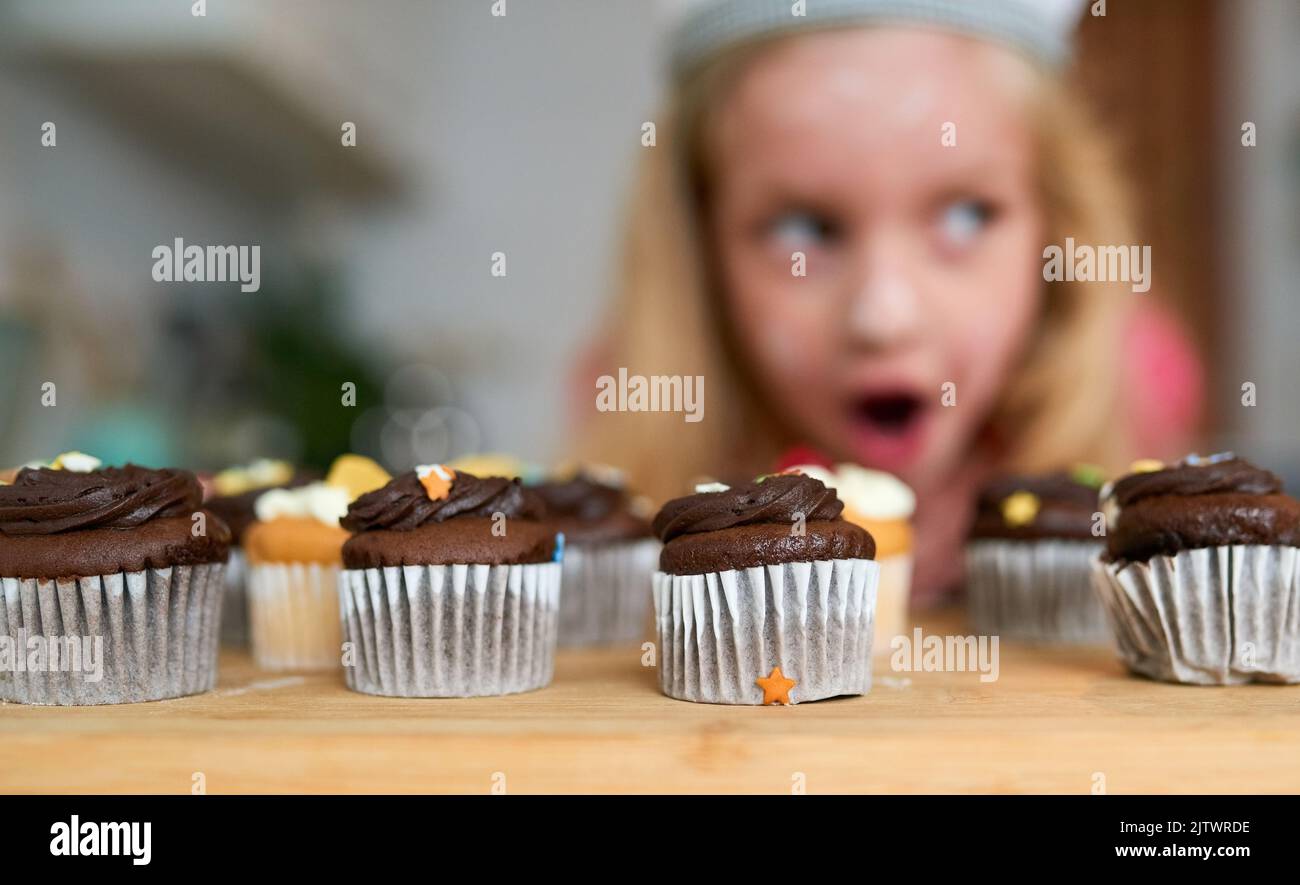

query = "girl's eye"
[
  {"left": 937, "top": 199, "right": 994, "bottom": 249},
  {"left": 766, "top": 210, "right": 838, "bottom": 250}
]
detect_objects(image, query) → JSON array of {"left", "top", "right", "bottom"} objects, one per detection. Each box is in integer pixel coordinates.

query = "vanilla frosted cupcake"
[
  {"left": 205, "top": 459, "right": 311, "bottom": 647},
  {"left": 0, "top": 454, "right": 230, "bottom": 704},
  {"left": 1093, "top": 454, "right": 1300, "bottom": 684},
  {"left": 790, "top": 464, "right": 914, "bottom": 656},
  {"left": 535, "top": 464, "right": 659, "bottom": 647},
  {"left": 966, "top": 466, "right": 1109, "bottom": 644},
  {"left": 243, "top": 455, "right": 389, "bottom": 671}
]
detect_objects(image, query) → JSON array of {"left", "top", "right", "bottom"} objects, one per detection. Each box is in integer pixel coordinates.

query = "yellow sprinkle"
[
  {"left": 1129, "top": 459, "right": 1165, "bottom": 474},
  {"left": 50, "top": 452, "right": 102, "bottom": 472},
  {"left": 1001, "top": 491, "right": 1040, "bottom": 527}
]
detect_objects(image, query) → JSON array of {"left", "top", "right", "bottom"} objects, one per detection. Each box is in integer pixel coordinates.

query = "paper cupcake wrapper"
[
  {"left": 1092, "top": 545, "right": 1300, "bottom": 684},
  {"left": 246, "top": 562, "right": 343, "bottom": 671},
  {"left": 873, "top": 552, "right": 913, "bottom": 656},
  {"left": 653, "top": 558, "right": 878, "bottom": 705},
  {"left": 219, "top": 547, "right": 249, "bottom": 647},
  {"left": 0, "top": 564, "right": 225, "bottom": 705},
  {"left": 558, "top": 538, "right": 660, "bottom": 647},
  {"left": 340, "top": 561, "right": 562, "bottom": 697},
  {"left": 966, "top": 539, "right": 1110, "bottom": 645}
]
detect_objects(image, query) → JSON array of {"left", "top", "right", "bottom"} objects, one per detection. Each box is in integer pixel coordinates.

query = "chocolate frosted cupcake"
[
  {"left": 534, "top": 466, "right": 658, "bottom": 646},
  {"left": 339, "top": 466, "right": 562, "bottom": 697},
  {"left": 1092, "top": 454, "right": 1300, "bottom": 684},
  {"left": 0, "top": 456, "right": 230, "bottom": 704},
  {"left": 205, "top": 459, "right": 312, "bottom": 647},
  {"left": 652, "top": 473, "right": 878, "bottom": 705},
  {"left": 965, "top": 466, "right": 1109, "bottom": 644}
]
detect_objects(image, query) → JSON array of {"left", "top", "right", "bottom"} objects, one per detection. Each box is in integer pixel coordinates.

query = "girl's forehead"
[
  {"left": 715, "top": 28, "right": 1033, "bottom": 140},
  {"left": 708, "top": 29, "right": 1038, "bottom": 190}
]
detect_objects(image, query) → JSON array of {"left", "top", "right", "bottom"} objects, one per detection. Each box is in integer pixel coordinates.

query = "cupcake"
[
  {"left": 965, "top": 466, "right": 1110, "bottom": 644},
  {"left": 204, "top": 459, "right": 313, "bottom": 647},
  {"left": 0, "top": 454, "right": 230, "bottom": 705},
  {"left": 651, "top": 472, "right": 878, "bottom": 705},
  {"left": 243, "top": 454, "right": 389, "bottom": 671},
  {"left": 1092, "top": 453, "right": 1300, "bottom": 684},
  {"left": 788, "top": 464, "right": 914, "bottom": 656},
  {"left": 534, "top": 465, "right": 659, "bottom": 646},
  {"left": 338, "top": 466, "right": 562, "bottom": 697}
]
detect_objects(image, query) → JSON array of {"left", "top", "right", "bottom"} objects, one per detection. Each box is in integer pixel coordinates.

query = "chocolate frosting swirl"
[
  {"left": 0, "top": 465, "right": 202, "bottom": 536},
  {"left": 976, "top": 473, "right": 1099, "bottom": 512},
  {"left": 1111, "top": 458, "right": 1281, "bottom": 508},
  {"left": 970, "top": 471, "right": 1100, "bottom": 541},
  {"left": 535, "top": 475, "right": 631, "bottom": 522},
  {"left": 341, "top": 471, "right": 544, "bottom": 533},
  {"left": 653, "top": 475, "right": 843, "bottom": 543}
]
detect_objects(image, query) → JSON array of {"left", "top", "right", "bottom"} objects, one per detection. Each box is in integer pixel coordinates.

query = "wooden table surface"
[{"left": 3, "top": 609, "right": 1298, "bottom": 794}]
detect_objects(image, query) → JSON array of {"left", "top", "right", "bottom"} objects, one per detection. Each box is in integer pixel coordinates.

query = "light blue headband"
[{"left": 669, "top": 0, "right": 1085, "bottom": 81}]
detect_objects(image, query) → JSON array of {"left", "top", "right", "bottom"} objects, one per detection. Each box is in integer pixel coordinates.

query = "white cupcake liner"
[
  {"left": 0, "top": 563, "right": 225, "bottom": 705},
  {"left": 653, "top": 558, "right": 879, "bottom": 705},
  {"left": 873, "top": 552, "right": 913, "bottom": 656},
  {"left": 558, "top": 538, "right": 659, "bottom": 647},
  {"left": 340, "top": 561, "right": 562, "bottom": 697},
  {"left": 1092, "top": 545, "right": 1300, "bottom": 684},
  {"left": 219, "top": 547, "right": 249, "bottom": 647},
  {"left": 246, "top": 561, "right": 343, "bottom": 671},
  {"left": 966, "top": 539, "right": 1110, "bottom": 645}
]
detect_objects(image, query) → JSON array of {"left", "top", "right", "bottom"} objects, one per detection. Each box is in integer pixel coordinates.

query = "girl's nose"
[{"left": 846, "top": 243, "right": 924, "bottom": 350}]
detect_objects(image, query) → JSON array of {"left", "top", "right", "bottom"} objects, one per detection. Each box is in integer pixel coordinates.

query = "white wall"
[
  {"left": 337, "top": 0, "right": 665, "bottom": 460},
  {"left": 1219, "top": 0, "right": 1300, "bottom": 476},
  {"left": 0, "top": 0, "right": 671, "bottom": 466}
]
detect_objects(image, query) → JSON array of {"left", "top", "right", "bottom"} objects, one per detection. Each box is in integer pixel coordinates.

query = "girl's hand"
[{"left": 909, "top": 448, "right": 998, "bottom": 607}]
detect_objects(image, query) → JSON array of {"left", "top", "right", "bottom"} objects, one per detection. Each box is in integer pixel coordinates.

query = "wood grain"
[{"left": 2, "top": 609, "right": 1298, "bottom": 794}]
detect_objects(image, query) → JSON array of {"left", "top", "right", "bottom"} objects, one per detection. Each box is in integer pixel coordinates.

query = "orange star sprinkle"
[
  {"left": 416, "top": 464, "right": 455, "bottom": 501},
  {"left": 755, "top": 666, "right": 797, "bottom": 705}
]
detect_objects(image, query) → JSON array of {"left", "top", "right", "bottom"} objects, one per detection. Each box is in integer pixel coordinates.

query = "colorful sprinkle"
[
  {"left": 694, "top": 482, "right": 730, "bottom": 493},
  {"left": 755, "top": 666, "right": 797, "bottom": 705},
  {"left": 1070, "top": 463, "right": 1105, "bottom": 488},
  {"left": 415, "top": 463, "right": 455, "bottom": 501},
  {"left": 1128, "top": 459, "right": 1165, "bottom": 474},
  {"left": 50, "top": 452, "right": 102, "bottom": 473},
  {"left": 1001, "top": 491, "right": 1041, "bottom": 527},
  {"left": 1184, "top": 451, "right": 1235, "bottom": 466},
  {"left": 553, "top": 532, "right": 566, "bottom": 563}
]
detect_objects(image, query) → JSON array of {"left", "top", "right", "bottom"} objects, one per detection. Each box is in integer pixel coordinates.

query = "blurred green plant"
[{"left": 159, "top": 268, "right": 389, "bottom": 472}]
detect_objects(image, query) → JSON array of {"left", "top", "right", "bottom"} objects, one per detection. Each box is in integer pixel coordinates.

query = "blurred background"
[{"left": 0, "top": 0, "right": 1296, "bottom": 480}]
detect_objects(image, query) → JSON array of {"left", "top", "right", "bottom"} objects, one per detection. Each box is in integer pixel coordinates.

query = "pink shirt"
[{"left": 1124, "top": 299, "right": 1203, "bottom": 459}]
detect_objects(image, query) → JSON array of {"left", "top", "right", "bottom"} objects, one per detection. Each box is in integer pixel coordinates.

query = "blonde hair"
[{"left": 577, "top": 33, "right": 1137, "bottom": 503}]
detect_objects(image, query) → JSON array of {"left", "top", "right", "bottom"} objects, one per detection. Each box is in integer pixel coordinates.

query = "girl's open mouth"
[{"left": 847, "top": 391, "right": 930, "bottom": 472}]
